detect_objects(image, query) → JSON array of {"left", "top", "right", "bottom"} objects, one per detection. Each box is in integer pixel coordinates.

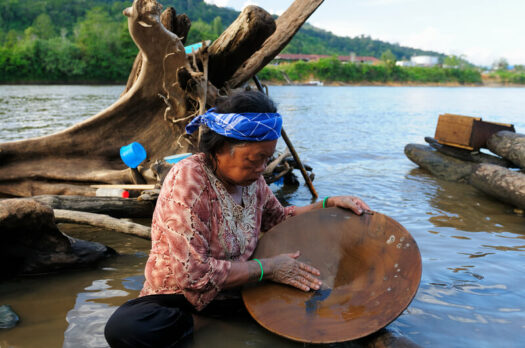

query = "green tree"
[
  {"left": 493, "top": 57, "right": 509, "bottom": 71},
  {"left": 186, "top": 19, "right": 216, "bottom": 44},
  {"left": 32, "top": 13, "right": 56, "bottom": 39},
  {"left": 211, "top": 16, "right": 223, "bottom": 36},
  {"left": 74, "top": 7, "right": 127, "bottom": 81},
  {"left": 380, "top": 49, "right": 396, "bottom": 67}
]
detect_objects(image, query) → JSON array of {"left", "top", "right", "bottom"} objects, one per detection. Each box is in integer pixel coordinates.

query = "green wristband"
[
  {"left": 253, "top": 258, "right": 263, "bottom": 282},
  {"left": 323, "top": 196, "right": 330, "bottom": 208}
]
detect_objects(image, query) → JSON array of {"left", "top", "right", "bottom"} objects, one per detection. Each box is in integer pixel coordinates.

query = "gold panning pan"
[{"left": 242, "top": 207, "right": 422, "bottom": 343}]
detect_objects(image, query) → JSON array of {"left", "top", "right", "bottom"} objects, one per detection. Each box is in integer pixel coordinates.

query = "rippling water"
[{"left": 0, "top": 85, "right": 524, "bottom": 347}]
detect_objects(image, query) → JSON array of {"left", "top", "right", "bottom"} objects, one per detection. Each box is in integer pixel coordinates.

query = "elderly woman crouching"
[{"left": 104, "top": 91, "right": 370, "bottom": 347}]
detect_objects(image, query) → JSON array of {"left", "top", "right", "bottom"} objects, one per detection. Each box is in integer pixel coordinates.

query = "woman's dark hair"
[{"left": 199, "top": 91, "right": 277, "bottom": 159}]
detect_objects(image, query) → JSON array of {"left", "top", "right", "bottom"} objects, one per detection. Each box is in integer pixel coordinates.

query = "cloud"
[{"left": 401, "top": 26, "right": 452, "bottom": 54}]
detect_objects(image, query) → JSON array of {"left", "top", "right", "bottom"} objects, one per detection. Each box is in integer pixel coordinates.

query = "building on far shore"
[
  {"left": 395, "top": 55, "right": 439, "bottom": 67},
  {"left": 410, "top": 55, "right": 439, "bottom": 67},
  {"left": 273, "top": 53, "right": 380, "bottom": 65}
]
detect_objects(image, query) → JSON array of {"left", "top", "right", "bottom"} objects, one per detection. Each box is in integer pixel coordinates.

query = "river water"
[{"left": 0, "top": 85, "right": 524, "bottom": 347}]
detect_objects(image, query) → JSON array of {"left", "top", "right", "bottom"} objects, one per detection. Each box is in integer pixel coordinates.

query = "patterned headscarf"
[{"left": 185, "top": 108, "right": 282, "bottom": 141}]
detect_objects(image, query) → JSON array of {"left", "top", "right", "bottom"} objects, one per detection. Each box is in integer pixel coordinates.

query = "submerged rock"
[
  {"left": 0, "top": 199, "right": 116, "bottom": 279},
  {"left": 0, "top": 304, "right": 19, "bottom": 329}
]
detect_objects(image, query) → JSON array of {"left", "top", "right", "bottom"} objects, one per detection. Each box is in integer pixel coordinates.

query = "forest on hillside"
[{"left": 1, "top": 0, "right": 522, "bottom": 84}]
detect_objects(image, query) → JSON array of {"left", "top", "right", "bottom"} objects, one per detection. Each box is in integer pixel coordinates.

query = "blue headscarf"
[{"left": 185, "top": 108, "right": 282, "bottom": 141}]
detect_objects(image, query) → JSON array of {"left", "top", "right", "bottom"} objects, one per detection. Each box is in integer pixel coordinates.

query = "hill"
[
  {"left": 1, "top": 0, "right": 448, "bottom": 60},
  {"left": 0, "top": 0, "right": 464, "bottom": 83}
]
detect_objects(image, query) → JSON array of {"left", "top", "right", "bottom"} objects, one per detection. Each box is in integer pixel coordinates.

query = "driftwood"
[
  {"left": 425, "top": 137, "right": 515, "bottom": 168},
  {"left": 487, "top": 131, "right": 525, "bottom": 169},
  {"left": 405, "top": 143, "right": 525, "bottom": 210},
  {"left": 0, "top": 199, "right": 114, "bottom": 278},
  {"left": 404, "top": 144, "right": 475, "bottom": 182},
  {"left": 226, "top": 0, "right": 324, "bottom": 88},
  {"left": 27, "top": 195, "right": 155, "bottom": 218},
  {"left": 0, "top": 0, "right": 323, "bottom": 197},
  {"left": 54, "top": 209, "right": 151, "bottom": 239},
  {"left": 470, "top": 164, "right": 525, "bottom": 209}
]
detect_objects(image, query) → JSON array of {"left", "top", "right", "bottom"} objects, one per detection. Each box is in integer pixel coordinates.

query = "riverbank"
[{"left": 260, "top": 79, "right": 525, "bottom": 88}]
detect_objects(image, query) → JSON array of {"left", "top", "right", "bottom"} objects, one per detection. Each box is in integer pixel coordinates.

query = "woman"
[{"left": 105, "top": 91, "right": 370, "bottom": 347}]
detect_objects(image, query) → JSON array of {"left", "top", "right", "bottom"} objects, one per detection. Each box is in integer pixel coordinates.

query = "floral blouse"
[{"left": 140, "top": 153, "right": 296, "bottom": 310}]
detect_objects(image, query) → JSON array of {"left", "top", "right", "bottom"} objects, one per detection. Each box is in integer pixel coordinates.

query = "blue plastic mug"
[
  {"left": 164, "top": 153, "right": 192, "bottom": 164},
  {"left": 120, "top": 142, "right": 147, "bottom": 168}
]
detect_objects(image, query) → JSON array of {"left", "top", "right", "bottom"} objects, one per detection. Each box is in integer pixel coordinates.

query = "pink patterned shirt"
[{"left": 140, "top": 153, "right": 296, "bottom": 310}]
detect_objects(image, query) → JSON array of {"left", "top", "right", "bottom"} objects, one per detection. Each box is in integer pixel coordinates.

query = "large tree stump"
[
  {"left": 470, "top": 164, "right": 525, "bottom": 209},
  {"left": 0, "top": 0, "right": 323, "bottom": 197},
  {"left": 487, "top": 131, "right": 525, "bottom": 169}
]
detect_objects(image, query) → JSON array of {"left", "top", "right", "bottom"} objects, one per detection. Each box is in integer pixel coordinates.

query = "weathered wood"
[
  {"left": 0, "top": 0, "right": 207, "bottom": 196},
  {"left": 404, "top": 144, "right": 475, "bottom": 182},
  {"left": 242, "top": 208, "right": 421, "bottom": 343},
  {"left": 0, "top": 199, "right": 114, "bottom": 277},
  {"left": 226, "top": 0, "right": 324, "bottom": 88},
  {"left": 434, "top": 114, "right": 481, "bottom": 150},
  {"left": 208, "top": 6, "right": 276, "bottom": 88},
  {"left": 487, "top": 131, "right": 525, "bottom": 169},
  {"left": 469, "top": 164, "right": 525, "bottom": 209},
  {"left": 434, "top": 114, "right": 515, "bottom": 150},
  {"left": 425, "top": 136, "right": 516, "bottom": 168},
  {"left": 123, "top": 7, "right": 191, "bottom": 94},
  {"left": 26, "top": 195, "right": 155, "bottom": 218},
  {"left": 281, "top": 129, "right": 318, "bottom": 198},
  {"left": 0, "top": 0, "right": 321, "bottom": 197},
  {"left": 54, "top": 209, "right": 151, "bottom": 239},
  {"left": 265, "top": 151, "right": 291, "bottom": 175}
]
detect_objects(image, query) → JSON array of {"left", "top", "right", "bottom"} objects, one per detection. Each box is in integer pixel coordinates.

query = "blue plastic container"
[
  {"left": 184, "top": 42, "right": 203, "bottom": 54},
  {"left": 164, "top": 153, "right": 192, "bottom": 164},
  {"left": 120, "top": 142, "right": 147, "bottom": 168}
]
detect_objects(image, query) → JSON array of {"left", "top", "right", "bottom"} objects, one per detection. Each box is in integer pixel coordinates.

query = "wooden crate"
[{"left": 434, "top": 113, "right": 515, "bottom": 150}]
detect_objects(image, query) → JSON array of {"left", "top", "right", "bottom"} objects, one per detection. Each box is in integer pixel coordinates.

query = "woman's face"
[{"left": 215, "top": 140, "right": 277, "bottom": 188}]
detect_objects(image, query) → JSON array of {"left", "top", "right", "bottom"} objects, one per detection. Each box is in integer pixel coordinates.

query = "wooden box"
[{"left": 434, "top": 113, "right": 515, "bottom": 150}]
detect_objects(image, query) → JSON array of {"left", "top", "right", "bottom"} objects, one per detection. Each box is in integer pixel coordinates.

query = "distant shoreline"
[
  {"left": 1, "top": 80, "right": 524, "bottom": 88},
  {"left": 261, "top": 80, "right": 525, "bottom": 88}
]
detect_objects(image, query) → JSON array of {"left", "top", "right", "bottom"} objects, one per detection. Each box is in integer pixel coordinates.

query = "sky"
[{"left": 204, "top": 0, "right": 525, "bottom": 67}]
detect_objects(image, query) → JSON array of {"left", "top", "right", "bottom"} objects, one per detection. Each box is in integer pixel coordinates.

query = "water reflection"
[{"left": 1, "top": 86, "right": 525, "bottom": 347}]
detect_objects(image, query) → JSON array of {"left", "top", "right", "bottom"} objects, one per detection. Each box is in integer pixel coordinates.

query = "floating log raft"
[
  {"left": 404, "top": 143, "right": 476, "bottom": 182},
  {"left": 470, "top": 164, "right": 525, "bottom": 210},
  {"left": 487, "top": 131, "right": 525, "bottom": 169},
  {"left": 406, "top": 130, "right": 525, "bottom": 210}
]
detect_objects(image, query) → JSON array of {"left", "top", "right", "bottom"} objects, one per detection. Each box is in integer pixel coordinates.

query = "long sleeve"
[{"left": 141, "top": 159, "right": 231, "bottom": 311}]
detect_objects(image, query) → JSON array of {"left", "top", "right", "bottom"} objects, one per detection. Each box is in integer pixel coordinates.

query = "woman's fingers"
[
  {"left": 298, "top": 261, "right": 321, "bottom": 276},
  {"left": 331, "top": 195, "right": 371, "bottom": 215},
  {"left": 269, "top": 253, "right": 322, "bottom": 291}
]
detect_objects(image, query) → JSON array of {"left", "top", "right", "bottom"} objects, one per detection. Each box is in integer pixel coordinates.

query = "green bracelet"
[
  {"left": 322, "top": 196, "right": 330, "bottom": 208},
  {"left": 253, "top": 258, "right": 263, "bottom": 282}
]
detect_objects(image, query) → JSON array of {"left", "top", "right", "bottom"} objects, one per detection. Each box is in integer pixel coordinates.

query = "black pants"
[{"left": 104, "top": 294, "right": 244, "bottom": 348}]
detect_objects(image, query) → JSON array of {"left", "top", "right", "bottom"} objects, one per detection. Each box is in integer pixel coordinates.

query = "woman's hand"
[
  {"left": 325, "top": 196, "right": 371, "bottom": 215},
  {"left": 264, "top": 251, "right": 322, "bottom": 291}
]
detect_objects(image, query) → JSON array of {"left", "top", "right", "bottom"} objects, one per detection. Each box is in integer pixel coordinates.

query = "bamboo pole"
[{"left": 253, "top": 76, "right": 318, "bottom": 198}]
